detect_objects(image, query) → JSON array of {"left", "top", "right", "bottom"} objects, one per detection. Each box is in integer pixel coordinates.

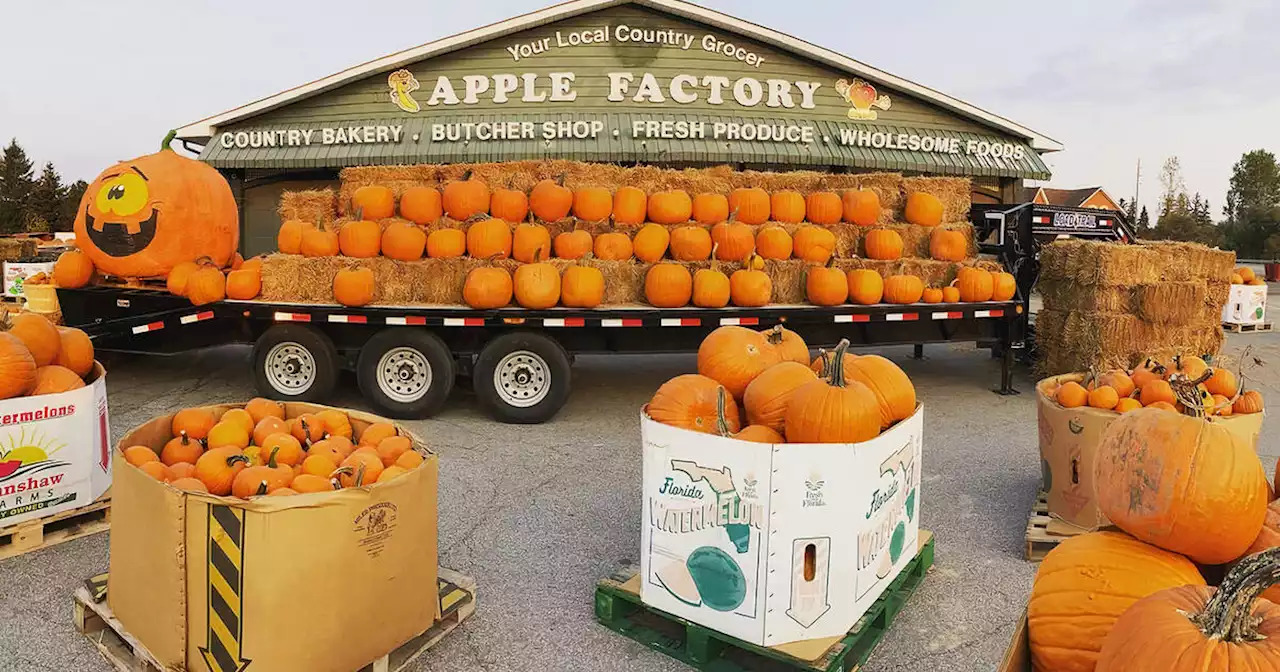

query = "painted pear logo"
[
  {"left": 388, "top": 69, "right": 421, "bottom": 113},
  {"left": 835, "top": 78, "right": 891, "bottom": 120}
]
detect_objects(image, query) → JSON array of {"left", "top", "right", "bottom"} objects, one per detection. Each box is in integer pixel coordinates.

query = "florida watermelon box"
[
  {"left": 639, "top": 405, "right": 923, "bottom": 647},
  {"left": 0, "top": 362, "right": 111, "bottom": 528}
]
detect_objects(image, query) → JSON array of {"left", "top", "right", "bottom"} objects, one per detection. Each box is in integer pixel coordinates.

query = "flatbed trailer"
[{"left": 56, "top": 286, "right": 1021, "bottom": 423}]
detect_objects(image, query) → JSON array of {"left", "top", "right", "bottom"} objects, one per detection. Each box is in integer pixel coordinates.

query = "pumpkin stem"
[
  {"left": 825, "top": 339, "right": 852, "bottom": 387},
  {"left": 354, "top": 462, "right": 368, "bottom": 487},
  {"left": 555, "top": 173, "right": 566, "bottom": 187},
  {"left": 714, "top": 387, "right": 733, "bottom": 437},
  {"left": 161, "top": 130, "right": 177, "bottom": 151},
  {"left": 461, "top": 169, "right": 473, "bottom": 182},
  {"left": 266, "top": 446, "right": 281, "bottom": 469},
  {"left": 816, "top": 348, "right": 831, "bottom": 377},
  {"left": 1193, "top": 547, "right": 1280, "bottom": 642},
  {"left": 254, "top": 481, "right": 269, "bottom": 497},
  {"left": 299, "top": 418, "right": 314, "bottom": 448},
  {"left": 728, "top": 207, "right": 739, "bottom": 224},
  {"left": 226, "top": 454, "right": 250, "bottom": 468}
]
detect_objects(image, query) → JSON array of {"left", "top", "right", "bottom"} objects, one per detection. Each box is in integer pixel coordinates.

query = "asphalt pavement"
[{"left": 1, "top": 331, "right": 1276, "bottom": 672}]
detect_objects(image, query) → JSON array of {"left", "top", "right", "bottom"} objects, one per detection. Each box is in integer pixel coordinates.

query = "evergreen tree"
[
  {"left": 28, "top": 162, "right": 65, "bottom": 231},
  {"left": 1138, "top": 206, "right": 1151, "bottom": 231},
  {"left": 59, "top": 180, "right": 87, "bottom": 232},
  {"left": 0, "top": 139, "right": 35, "bottom": 234},
  {"left": 1117, "top": 197, "right": 1138, "bottom": 224},
  {"left": 1222, "top": 150, "right": 1280, "bottom": 256}
]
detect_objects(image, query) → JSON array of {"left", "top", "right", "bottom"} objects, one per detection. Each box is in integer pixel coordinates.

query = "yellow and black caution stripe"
[
  {"left": 85, "top": 572, "right": 108, "bottom": 603},
  {"left": 439, "top": 576, "right": 471, "bottom": 618},
  {"left": 199, "top": 505, "right": 252, "bottom": 672}
]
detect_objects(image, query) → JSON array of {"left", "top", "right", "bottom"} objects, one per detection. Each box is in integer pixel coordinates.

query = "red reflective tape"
[{"left": 274, "top": 312, "right": 311, "bottom": 322}]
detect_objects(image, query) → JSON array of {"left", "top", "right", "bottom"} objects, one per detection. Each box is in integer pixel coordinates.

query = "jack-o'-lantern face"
[{"left": 74, "top": 142, "right": 238, "bottom": 278}]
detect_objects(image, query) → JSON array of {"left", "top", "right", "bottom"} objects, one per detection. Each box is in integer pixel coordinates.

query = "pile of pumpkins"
[
  {"left": 647, "top": 325, "right": 916, "bottom": 443},
  {"left": 1232, "top": 265, "right": 1269, "bottom": 286},
  {"left": 53, "top": 246, "right": 260, "bottom": 309},
  {"left": 1047, "top": 354, "right": 1264, "bottom": 416},
  {"left": 1028, "top": 399, "right": 1280, "bottom": 669},
  {"left": 121, "top": 400, "right": 425, "bottom": 497},
  {"left": 0, "top": 312, "right": 96, "bottom": 400}
]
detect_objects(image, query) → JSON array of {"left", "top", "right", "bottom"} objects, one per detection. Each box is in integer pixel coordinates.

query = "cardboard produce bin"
[
  {"left": 640, "top": 405, "right": 923, "bottom": 647},
  {"left": 1222, "top": 283, "right": 1267, "bottom": 325},
  {"left": 108, "top": 402, "right": 438, "bottom": 672},
  {"left": 996, "top": 611, "right": 1030, "bottom": 672},
  {"left": 2, "top": 260, "right": 54, "bottom": 298},
  {"left": 1037, "top": 374, "right": 1265, "bottom": 531},
  {"left": 0, "top": 362, "right": 110, "bottom": 527}
]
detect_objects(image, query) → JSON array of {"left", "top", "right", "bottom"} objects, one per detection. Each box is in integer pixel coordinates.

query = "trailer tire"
[
  {"left": 252, "top": 325, "right": 339, "bottom": 402},
  {"left": 356, "top": 329, "right": 455, "bottom": 419},
  {"left": 473, "top": 332, "right": 571, "bottom": 424}
]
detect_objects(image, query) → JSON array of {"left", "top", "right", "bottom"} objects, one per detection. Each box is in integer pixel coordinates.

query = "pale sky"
[{"left": 3, "top": 0, "right": 1276, "bottom": 218}]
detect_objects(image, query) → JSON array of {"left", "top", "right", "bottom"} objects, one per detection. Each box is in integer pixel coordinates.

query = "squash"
[
  {"left": 755, "top": 225, "right": 793, "bottom": 260},
  {"left": 442, "top": 171, "right": 490, "bottom": 220},
  {"left": 806, "top": 257, "right": 849, "bottom": 306},
  {"left": 593, "top": 232, "right": 634, "bottom": 261},
  {"left": 395, "top": 450, "right": 424, "bottom": 470},
  {"left": 381, "top": 221, "right": 427, "bottom": 261},
  {"left": 512, "top": 222, "right": 552, "bottom": 263},
  {"left": 333, "top": 267, "right": 375, "bottom": 307},
  {"left": 1165, "top": 354, "right": 1209, "bottom": 381},
  {"left": 29, "top": 365, "right": 85, "bottom": 395},
  {"left": 648, "top": 190, "right": 693, "bottom": 225},
  {"left": 784, "top": 340, "right": 880, "bottom": 443},
  {"left": 728, "top": 188, "right": 770, "bottom": 225},
  {"left": 840, "top": 354, "right": 917, "bottom": 428},
  {"left": 904, "top": 192, "right": 943, "bottom": 226},
  {"left": 710, "top": 218, "right": 755, "bottom": 261},
  {"left": 793, "top": 226, "right": 836, "bottom": 263},
  {"left": 865, "top": 229, "right": 904, "bottom": 260},
  {"left": 300, "top": 227, "right": 340, "bottom": 257},
  {"left": 770, "top": 191, "right": 805, "bottom": 224},
  {"left": 261, "top": 432, "right": 305, "bottom": 467},
  {"left": 169, "top": 477, "right": 208, "bottom": 493},
  {"left": 53, "top": 250, "right": 94, "bottom": 288},
  {"left": 692, "top": 254, "right": 730, "bottom": 309},
  {"left": 1057, "top": 381, "right": 1088, "bottom": 408},
  {"left": 561, "top": 257, "right": 604, "bottom": 309},
  {"left": 884, "top": 275, "right": 924, "bottom": 304},
  {"left": 929, "top": 228, "right": 966, "bottom": 262},
  {"left": 729, "top": 255, "right": 771, "bottom": 307},
  {"left": 1094, "top": 408, "right": 1268, "bottom": 564},
  {"left": 172, "top": 408, "right": 216, "bottom": 441},
  {"left": 194, "top": 446, "right": 250, "bottom": 496},
  {"left": 991, "top": 272, "right": 1017, "bottom": 301},
  {"left": 645, "top": 263, "right": 693, "bottom": 308},
  {"left": 1096, "top": 547, "right": 1280, "bottom": 671},
  {"left": 123, "top": 445, "right": 160, "bottom": 467},
  {"left": 648, "top": 374, "right": 740, "bottom": 435},
  {"left": 490, "top": 185, "right": 529, "bottom": 223},
  {"left": 572, "top": 186, "right": 613, "bottom": 222},
  {"left": 1139, "top": 379, "right": 1175, "bottom": 406},
  {"left": 375, "top": 436, "right": 413, "bottom": 467},
  {"left": 632, "top": 223, "right": 670, "bottom": 263},
  {"left": 316, "top": 409, "right": 352, "bottom": 440},
  {"left": 513, "top": 249, "right": 561, "bottom": 309},
  {"left": 763, "top": 325, "right": 809, "bottom": 365},
  {"left": 359, "top": 422, "right": 398, "bottom": 447},
  {"left": 252, "top": 417, "right": 289, "bottom": 448},
  {"left": 5, "top": 312, "right": 59, "bottom": 366},
  {"left": 1088, "top": 385, "right": 1120, "bottom": 410},
  {"left": 219, "top": 408, "right": 254, "bottom": 435},
  {"left": 289, "top": 413, "right": 326, "bottom": 446},
  {"left": 553, "top": 225, "right": 594, "bottom": 260},
  {"left": 351, "top": 185, "right": 395, "bottom": 220},
  {"left": 921, "top": 287, "right": 944, "bottom": 304},
  {"left": 842, "top": 189, "right": 880, "bottom": 226},
  {"left": 1204, "top": 367, "right": 1239, "bottom": 397},
  {"left": 698, "top": 326, "right": 782, "bottom": 400},
  {"left": 277, "top": 220, "right": 311, "bottom": 254},
  {"left": 337, "top": 217, "right": 382, "bottom": 258},
  {"left": 743, "top": 361, "right": 818, "bottom": 433},
  {"left": 691, "top": 193, "right": 730, "bottom": 225},
  {"left": 612, "top": 186, "right": 647, "bottom": 225},
  {"left": 1237, "top": 266, "right": 1257, "bottom": 283},
  {"left": 669, "top": 225, "right": 713, "bottom": 261},
  {"left": 463, "top": 262, "right": 513, "bottom": 309},
  {"left": 941, "top": 286, "right": 960, "bottom": 303},
  {"left": 207, "top": 420, "right": 250, "bottom": 450},
  {"left": 805, "top": 192, "right": 842, "bottom": 225},
  {"left": 1097, "top": 370, "right": 1136, "bottom": 398},
  {"left": 848, "top": 269, "right": 885, "bottom": 305},
  {"left": 54, "top": 327, "right": 94, "bottom": 378},
  {"left": 1028, "top": 530, "right": 1205, "bottom": 672},
  {"left": 466, "top": 217, "right": 513, "bottom": 259},
  {"left": 225, "top": 267, "right": 261, "bottom": 300},
  {"left": 426, "top": 228, "right": 466, "bottom": 259},
  {"left": 1235, "top": 389, "right": 1264, "bottom": 414},
  {"left": 399, "top": 186, "right": 443, "bottom": 224},
  {"left": 1114, "top": 398, "right": 1143, "bottom": 413},
  {"left": 530, "top": 176, "right": 573, "bottom": 222},
  {"left": 245, "top": 397, "right": 285, "bottom": 424}
]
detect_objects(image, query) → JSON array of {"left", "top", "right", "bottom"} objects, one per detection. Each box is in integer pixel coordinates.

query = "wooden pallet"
[
  {"left": 1224, "top": 322, "right": 1273, "bottom": 333},
  {"left": 0, "top": 497, "right": 111, "bottom": 560},
  {"left": 73, "top": 567, "right": 476, "bottom": 672},
  {"left": 594, "top": 531, "right": 935, "bottom": 672},
  {"left": 1024, "top": 491, "right": 1091, "bottom": 562}
]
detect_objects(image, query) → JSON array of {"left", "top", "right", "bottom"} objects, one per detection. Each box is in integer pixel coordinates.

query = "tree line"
[
  {"left": 0, "top": 139, "right": 88, "bottom": 234},
  {"left": 1118, "top": 150, "right": 1280, "bottom": 259}
]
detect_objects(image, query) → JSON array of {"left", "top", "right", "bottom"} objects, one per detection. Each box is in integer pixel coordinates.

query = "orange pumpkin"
[
  {"left": 334, "top": 267, "right": 375, "bottom": 307},
  {"left": 991, "top": 272, "right": 1017, "bottom": 301},
  {"left": 728, "top": 188, "right": 771, "bottom": 225},
  {"left": 711, "top": 219, "right": 755, "bottom": 261},
  {"left": 692, "top": 193, "right": 730, "bottom": 225},
  {"left": 123, "top": 445, "right": 160, "bottom": 467},
  {"left": 278, "top": 220, "right": 311, "bottom": 254},
  {"left": 756, "top": 226, "right": 793, "bottom": 260},
  {"left": 770, "top": 191, "right": 806, "bottom": 224},
  {"left": 763, "top": 326, "right": 809, "bottom": 365},
  {"left": 466, "top": 217, "right": 513, "bottom": 259},
  {"left": 490, "top": 185, "right": 529, "bottom": 223},
  {"left": 225, "top": 266, "right": 261, "bottom": 300},
  {"left": 426, "top": 228, "right": 467, "bottom": 259},
  {"left": 904, "top": 192, "right": 943, "bottom": 227},
  {"left": 358, "top": 422, "right": 398, "bottom": 447},
  {"left": 805, "top": 192, "right": 842, "bottom": 225},
  {"left": 865, "top": 229, "right": 904, "bottom": 260},
  {"left": 1165, "top": 355, "right": 1209, "bottom": 381},
  {"left": 648, "top": 190, "right": 693, "bottom": 225},
  {"left": 553, "top": 226, "right": 593, "bottom": 260},
  {"left": 530, "top": 177, "right": 573, "bottom": 222},
  {"left": 645, "top": 263, "right": 693, "bottom": 308},
  {"left": 317, "top": 409, "right": 352, "bottom": 440},
  {"left": 884, "top": 275, "right": 924, "bottom": 304},
  {"left": 1088, "top": 385, "right": 1120, "bottom": 410},
  {"left": 219, "top": 408, "right": 254, "bottom": 435},
  {"left": 929, "top": 228, "right": 966, "bottom": 262},
  {"left": 729, "top": 256, "right": 772, "bottom": 307},
  {"left": 161, "top": 432, "right": 204, "bottom": 466},
  {"left": 572, "top": 187, "right": 613, "bottom": 222},
  {"left": 381, "top": 221, "right": 427, "bottom": 261},
  {"left": 793, "top": 226, "right": 836, "bottom": 263},
  {"left": 442, "top": 171, "right": 490, "bottom": 219},
  {"left": 53, "top": 250, "right": 94, "bottom": 288},
  {"left": 593, "top": 232, "right": 634, "bottom": 261},
  {"left": 375, "top": 436, "right": 412, "bottom": 467},
  {"left": 1204, "top": 367, "right": 1238, "bottom": 398},
  {"left": 806, "top": 257, "right": 848, "bottom": 306},
  {"left": 697, "top": 326, "right": 782, "bottom": 399},
  {"left": 1237, "top": 266, "right": 1257, "bottom": 283},
  {"left": 300, "top": 227, "right": 340, "bottom": 257},
  {"left": 648, "top": 374, "right": 740, "bottom": 435},
  {"left": 669, "top": 225, "right": 713, "bottom": 261},
  {"left": 743, "top": 361, "right": 818, "bottom": 433},
  {"left": 53, "top": 327, "right": 94, "bottom": 378},
  {"left": 1097, "top": 370, "right": 1136, "bottom": 398},
  {"left": 30, "top": 365, "right": 86, "bottom": 395},
  {"left": 842, "top": 189, "right": 880, "bottom": 226},
  {"left": 337, "top": 449, "right": 384, "bottom": 487},
  {"left": 1235, "top": 390, "right": 1265, "bottom": 414},
  {"left": 261, "top": 432, "right": 305, "bottom": 467},
  {"left": 399, "top": 186, "right": 443, "bottom": 224},
  {"left": 848, "top": 269, "right": 885, "bottom": 305},
  {"left": 207, "top": 420, "right": 250, "bottom": 450},
  {"left": 395, "top": 450, "right": 424, "bottom": 470},
  {"left": 73, "top": 137, "right": 238, "bottom": 277},
  {"left": 166, "top": 260, "right": 198, "bottom": 296},
  {"left": 1139, "top": 379, "right": 1176, "bottom": 406},
  {"left": 512, "top": 223, "right": 552, "bottom": 263},
  {"left": 245, "top": 397, "right": 284, "bottom": 424},
  {"left": 463, "top": 264, "right": 513, "bottom": 309},
  {"left": 172, "top": 408, "right": 216, "bottom": 441},
  {"left": 921, "top": 287, "right": 944, "bottom": 304},
  {"left": 692, "top": 262, "right": 731, "bottom": 308},
  {"left": 561, "top": 258, "right": 605, "bottom": 309},
  {"left": 185, "top": 260, "right": 226, "bottom": 306},
  {"left": 6, "top": 313, "right": 59, "bottom": 366},
  {"left": 954, "top": 268, "right": 994, "bottom": 302},
  {"left": 351, "top": 186, "right": 395, "bottom": 220},
  {"left": 613, "top": 186, "right": 647, "bottom": 225},
  {"left": 942, "top": 286, "right": 960, "bottom": 302},
  {"left": 513, "top": 250, "right": 560, "bottom": 309},
  {"left": 784, "top": 340, "right": 881, "bottom": 443},
  {"left": 633, "top": 224, "right": 671, "bottom": 263},
  {"left": 194, "top": 446, "right": 250, "bottom": 496},
  {"left": 838, "top": 354, "right": 917, "bottom": 428}
]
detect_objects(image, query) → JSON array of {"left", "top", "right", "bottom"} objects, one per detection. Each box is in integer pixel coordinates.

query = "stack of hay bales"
[
  {"left": 0, "top": 238, "right": 39, "bottom": 262},
  {"left": 262, "top": 161, "right": 991, "bottom": 307},
  {"left": 1036, "top": 240, "right": 1235, "bottom": 375}
]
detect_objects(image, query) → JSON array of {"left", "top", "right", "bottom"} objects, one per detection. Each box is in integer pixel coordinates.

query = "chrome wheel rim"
[
  {"left": 265, "top": 342, "right": 315, "bottom": 395},
  {"left": 377, "top": 347, "right": 433, "bottom": 403},
  {"left": 494, "top": 350, "right": 550, "bottom": 408}
]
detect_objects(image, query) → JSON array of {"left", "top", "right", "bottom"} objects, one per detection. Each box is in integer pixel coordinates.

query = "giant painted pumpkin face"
[{"left": 73, "top": 146, "right": 238, "bottom": 278}]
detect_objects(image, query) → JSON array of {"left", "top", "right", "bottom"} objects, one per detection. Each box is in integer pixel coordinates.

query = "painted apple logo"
[{"left": 835, "top": 78, "right": 892, "bottom": 120}]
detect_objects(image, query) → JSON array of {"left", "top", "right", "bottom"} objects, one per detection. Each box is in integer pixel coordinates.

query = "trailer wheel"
[
  {"left": 252, "top": 325, "right": 339, "bottom": 402},
  {"left": 473, "top": 332, "right": 571, "bottom": 424},
  {"left": 356, "top": 329, "right": 455, "bottom": 419}
]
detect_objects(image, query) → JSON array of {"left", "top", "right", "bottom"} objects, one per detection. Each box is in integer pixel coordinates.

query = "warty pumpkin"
[
  {"left": 530, "top": 176, "right": 573, "bottom": 221},
  {"left": 717, "top": 187, "right": 765, "bottom": 225},
  {"left": 381, "top": 220, "right": 427, "bottom": 261},
  {"left": 593, "top": 231, "right": 634, "bottom": 261},
  {"left": 805, "top": 192, "right": 842, "bottom": 225},
  {"left": 1235, "top": 389, "right": 1264, "bottom": 414},
  {"left": 54, "top": 250, "right": 94, "bottom": 288},
  {"left": 30, "top": 365, "right": 85, "bottom": 395},
  {"left": 442, "top": 171, "right": 490, "bottom": 219},
  {"left": 884, "top": 274, "right": 924, "bottom": 304},
  {"left": 1094, "top": 407, "right": 1268, "bottom": 564},
  {"left": 645, "top": 263, "right": 693, "bottom": 308},
  {"left": 928, "top": 228, "right": 966, "bottom": 262},
  {"left": 648, "top": 374, "right": 740, "bottom": 435},
  {"left": 806, "top": 257, "right": 849, "bottom": 306},
  {"left": 351, "top": 185, "right": 395, "bottom": 220},
  {"left": 904, "top": 192, "right": 943, "bottom": 227},
  {"left": 466, "top": 217, "right": 513, "bottom": 259},
  {"left": 553, "top": 225, "right": 594, "bottom": 260},
  {"left": 770, "top": 191, "right": 805, "bottom": 224},
  {"left": 784, "top": 340, "right": 881, "bottom": 443},
  {"left": 54, "top": 327, "right": 94, "bottom": 378},
  {"left": 560, "top": 257, "right": 604, "bottom": 308},
  {"left": 463, "top": 262, "right": 513, "bottom": 309},
  {"left": 300, "top": 227, "right": 340, "bottom": 257},
  {"left": 572, "top": 186, "right": 613, "bottom": 222},
  {"left": 1028, "top": 530, "right": 1205, "bottom": 672},
  {"left": 334, "top": 267, "right": 375, "bottom": 307},
  {"left": 613, "top": 186, "right": 647, "bottom": 225},
  {"left": 277, "top": 220, "right": 311, "bottom": 254},
  {"left": 729, "top": 255, "right": 771, "bottom": 307},
  {"left": 426, "top": 228, "right": 466, "bottom": 259},
  {"left": 513, "top": 250, "right": 560, "bottom": 309},
  {"left": 711, "top": 218, "right": 755, "bottom": 261},
  {"left": 842, "top": 189, "right": 880, "bottom": 226},
  {"left": 755, "top": 226, "right": 793, "bottom": 260},
  {"left": 512, "top": 222, "right": 552, "bottom": 263},
  {"left": 5, "top": 313, "right": 59, "bottom": 367},
  {"left": 399, "top": 186, "right": 443, "bottom": 224},
  {"left": 1095, "top": 547, "right": 1280, "bottom": 672},
  {"left": 670, "top": 225, "right": 713, "bottom": 261},
  {"left": 490, "top": 184, "right": 529, "bottom": 223},
  {"left": 186, "top": 261, "right": 226, "bottom": 306},
  {"left": 648, "top": 190, "right": 693, "bottom": 225},
  {"left": 172, "top": 408, "right": 216, "bottom": 441},
  {"left": 225, "top": 267, "right": 261, "bottom": 300},
  {"left": 194, "top": 446, "right": 250, "bottom": 496},
  {"left": 743, "top": 361, "right": 818, "bottom": 433},
  {"left": 633, "top": 223, "right": 671, "bottom": 263},
  {"left": 692, "top": 193, "right": 730, "bottom": 225},
  {"left": 954, "top": 268, "right": 994, "bottom": 302},
  {"left": 865, "top": 229, "right": 904, "bottom": 260},
  {"left": 697, "top": 326, "right": 782, "bottom": 399},
  {"left": 793, "top": 226, "right": 836, "bottom": 263},
  {"left": 764, "top": 325, "right": 809, "bottom": 365},
  {"left": 848, "top": 269, "right": 885, "bottom": 305}
]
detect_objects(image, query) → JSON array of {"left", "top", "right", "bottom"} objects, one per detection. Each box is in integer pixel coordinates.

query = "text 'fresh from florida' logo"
[
  {"left": 0, "top": 426, "right": 71, "bottom": 495},
  {"left": 835, "top": 78, "right": 891, "bottom": 120}
]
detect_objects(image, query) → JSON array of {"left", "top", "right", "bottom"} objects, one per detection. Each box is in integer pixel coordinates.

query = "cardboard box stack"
[{"left": 1035, "top": 240, "right": 1235, "bottom": 375}]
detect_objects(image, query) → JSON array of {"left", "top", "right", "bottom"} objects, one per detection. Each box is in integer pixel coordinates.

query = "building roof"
[
  {"left": 173, "top": 0, "right": 1062, "bottom": 153},
  {"left": 1019, "top": 186, "right": 1113, "bottom": 208}
]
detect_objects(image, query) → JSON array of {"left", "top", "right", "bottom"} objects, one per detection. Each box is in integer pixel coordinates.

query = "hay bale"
[
  {"left": 1037, "top": 278, "right": 1135, "bottom": 313},
  {"left": 1038, "top": 239, "right": 1160, "bottom": 286},
  {"left": 0, "top": 238, "right": 37, "bottom": 262},
  {"left": 830, "top": 223, "right": 863, "bottom": 257},
  {"left": 763, "top": 259, "right": 807, "bottom": 304},
  {"left": 1143, "top": 241, "right": 1236, "bottom": 282},
  {"left": 1136, "top": 281, "right": 1212, "bottom": 325},
  {"left": 903, "top": 176, "right": 970, "bottom": 224},
  {"left": 853, "top": 173, "right": 904, "bottom": 222},
  {"left": 279, "top": 189, "right": 337, "bottom": 228}
]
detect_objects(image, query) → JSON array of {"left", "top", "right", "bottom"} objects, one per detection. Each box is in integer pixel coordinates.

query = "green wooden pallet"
[{"left": 594, "top": 531, "right": 935, "bottom": 672}]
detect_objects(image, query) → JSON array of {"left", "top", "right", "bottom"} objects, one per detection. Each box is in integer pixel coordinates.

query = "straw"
[{"left": 278, "top": 189, "right": 338, "bottom": 227}]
